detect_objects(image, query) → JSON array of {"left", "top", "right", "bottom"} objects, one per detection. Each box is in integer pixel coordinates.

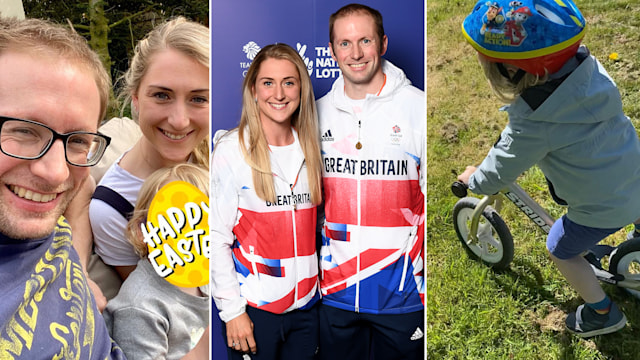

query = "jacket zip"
[
  {"left": 398, "top": 224, "right": 418, "bottom": 292},
  {"left": 249, "top": 245, "right": 259, "bottom": 280},
  {"left": 272, "top": 158, "right": 305, "bottom": 309},
  {"left": 355, "top": 111, "right": 363, "bottom": 313},
  {"left": 291, "top": 194, "right": 299, "bottom": 307}
]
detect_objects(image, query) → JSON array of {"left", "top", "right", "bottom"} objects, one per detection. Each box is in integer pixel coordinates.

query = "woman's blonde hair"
[
  {"left": 127, "top": 163, "right": 209, "bottom": 257},
  {"left": 478, "top": 54, "right": 548, "bottom": 103},
  {"left": 118, "top": 16, "right": 210, "bottom": 168},
  {"left": 236, "top": 43, "right": 322, "bottom": 204}
]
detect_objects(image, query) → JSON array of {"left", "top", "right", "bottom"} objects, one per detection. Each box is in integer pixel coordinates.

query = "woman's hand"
[
  {"left": 86, "top": 273, "right": 107, "bottom": 312},
  {"left": 226, "top": 312, "right": 257, "bottom": 354}
]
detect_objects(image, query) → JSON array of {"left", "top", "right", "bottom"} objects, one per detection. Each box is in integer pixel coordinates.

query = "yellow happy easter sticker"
[{"left": 142, "top": 180, "right": 210, "bottom": 287}]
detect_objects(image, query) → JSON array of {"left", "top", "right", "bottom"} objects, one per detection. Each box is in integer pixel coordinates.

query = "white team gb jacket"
[
  {"left": 317, "top": 59, "right": 425, "bottom": 315},
  {"left": 210, "top": 129, "right": 319, "bottom": 322}
]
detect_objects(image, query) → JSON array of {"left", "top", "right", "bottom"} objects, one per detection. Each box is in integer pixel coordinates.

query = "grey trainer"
[{"left": 565, "top": 302, "right": 626, "bottom": 338}]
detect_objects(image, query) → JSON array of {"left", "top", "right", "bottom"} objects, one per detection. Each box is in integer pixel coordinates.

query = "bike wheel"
[
  {"left": 452, "top": 197, "right": 514, "bottom": 269},
  {"left": 608, "top": 237, "right": 640, "bottom": 300}
]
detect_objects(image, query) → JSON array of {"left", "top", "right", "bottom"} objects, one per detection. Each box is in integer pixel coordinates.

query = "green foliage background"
[{"left": 23, "top": 0, "right": 208, "bottom": 119}]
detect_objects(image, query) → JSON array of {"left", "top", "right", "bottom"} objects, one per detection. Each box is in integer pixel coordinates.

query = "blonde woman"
[
  {"left": 211, "top": 43, "right": 322, "bottom": 360},
  {"left": 89, "top": 16, "right": 210, "bottom": 281}
]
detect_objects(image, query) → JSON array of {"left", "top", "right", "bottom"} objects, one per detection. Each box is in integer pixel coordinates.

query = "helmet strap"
[{"left": 497, "top": 63, "right": 526, "bottom": 85}]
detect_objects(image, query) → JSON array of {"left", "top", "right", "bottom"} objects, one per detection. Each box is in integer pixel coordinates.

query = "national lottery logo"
[{"left": 141, "top": 181, "right": 210, "bottom": 287}]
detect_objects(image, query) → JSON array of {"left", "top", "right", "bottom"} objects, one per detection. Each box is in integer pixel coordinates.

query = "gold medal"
[{"left": 355, "top": 142, "right": 362, "bottom": 149}]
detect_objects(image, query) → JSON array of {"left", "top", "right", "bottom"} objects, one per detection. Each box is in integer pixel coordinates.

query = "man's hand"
[
  {"left": 226, "top": 312, "right": 257, "bottom": 354},
  {"left": 457, "top": 166, "right": 477, "bottom": 185}
]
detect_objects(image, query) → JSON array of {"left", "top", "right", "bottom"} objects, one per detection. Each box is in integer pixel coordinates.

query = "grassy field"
[{"left": 427, "top": 1, "right": 640, "bottom": 359}]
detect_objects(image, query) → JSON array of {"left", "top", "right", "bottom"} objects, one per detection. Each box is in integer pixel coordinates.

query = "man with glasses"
[{"left": 0, "top": 17, "right": 125, "bottom": 359}]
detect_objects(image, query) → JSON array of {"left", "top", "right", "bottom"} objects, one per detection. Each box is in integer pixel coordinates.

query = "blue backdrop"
[
  {"left": 212, "top": 0, "right": 425, "bottom": 133},
  {"left": 210, "top": 1, "right": 425, "bottom": 357}
]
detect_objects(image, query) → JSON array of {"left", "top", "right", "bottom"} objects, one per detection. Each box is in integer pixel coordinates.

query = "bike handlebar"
[{"left": 451, "top": 181, "right": 468, "bottom": 198}]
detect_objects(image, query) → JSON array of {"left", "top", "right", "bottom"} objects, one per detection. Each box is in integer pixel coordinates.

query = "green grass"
[{"left": 427, "top": 1, "right": 640, "bottom": 358}]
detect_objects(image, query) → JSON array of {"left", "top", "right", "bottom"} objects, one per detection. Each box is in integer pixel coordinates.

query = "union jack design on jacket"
[
  {"left": 317, "top": 60, "right": 425, "bottom": 315},
  {"left": 210, "top": 129, "right": 319, "bottom": 322}
]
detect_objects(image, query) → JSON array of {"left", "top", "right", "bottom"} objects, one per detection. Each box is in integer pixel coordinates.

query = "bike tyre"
[
  {"left": 608, "top": 237, "right": 640, "bottom": 300},
  {"left": 452, "top": 197, "right": 514, "bottom": 270}
]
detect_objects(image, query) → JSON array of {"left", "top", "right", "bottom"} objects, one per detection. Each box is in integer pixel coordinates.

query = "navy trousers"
[
  {"left": 318, "top": 304, "right": 424, "bottom": 360},
  {"left": 223, "top": 303, "right": 319, "bottom": 360}
]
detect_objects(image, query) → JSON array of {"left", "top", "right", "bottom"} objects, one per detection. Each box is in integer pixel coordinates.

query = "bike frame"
[
  {"left": 466, "top": 182, "right": 553, "bottom": 243},
  {"left": 466, "top": 182, "right": 640, "bottom": 292}
]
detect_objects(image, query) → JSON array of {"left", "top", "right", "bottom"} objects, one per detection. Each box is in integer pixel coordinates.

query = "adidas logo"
[
  {"left": 321, "top": 129, "right": 334, "bottom": 142},
  {"left": 410, "top": 327, "right": 424, "bottom": 341}
]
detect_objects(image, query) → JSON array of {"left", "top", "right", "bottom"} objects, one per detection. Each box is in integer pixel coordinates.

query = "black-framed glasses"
[{"left": 0, "top": 116, "right": 111, "bottom": 167}]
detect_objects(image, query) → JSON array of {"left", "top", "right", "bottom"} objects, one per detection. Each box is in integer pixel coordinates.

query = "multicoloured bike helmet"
[{"left": 462, "top": 0, "right": 586, "bottom": 76}]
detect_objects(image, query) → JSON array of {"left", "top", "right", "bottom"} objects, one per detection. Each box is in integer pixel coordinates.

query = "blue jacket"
[
  {"left": 470, "top": 46, "right": 640, "bottom": 228},
  {"left": 0, "top": 217, "right": 126, "bottom": 359}
]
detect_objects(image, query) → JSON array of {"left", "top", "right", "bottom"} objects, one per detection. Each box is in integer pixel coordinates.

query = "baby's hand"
[{"left": 457, "top": 166, "right": 477, "bottom": 185}]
